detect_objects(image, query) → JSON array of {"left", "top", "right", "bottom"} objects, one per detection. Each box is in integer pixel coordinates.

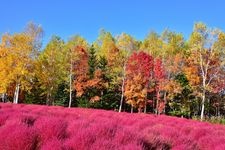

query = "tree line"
[{"left": 0, "top": 22, "right": 224, "bottom": 120}]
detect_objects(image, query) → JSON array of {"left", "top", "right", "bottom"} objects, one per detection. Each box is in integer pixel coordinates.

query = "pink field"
[{"left": 0, "top": 103, "right": 225, "bottom": 150}]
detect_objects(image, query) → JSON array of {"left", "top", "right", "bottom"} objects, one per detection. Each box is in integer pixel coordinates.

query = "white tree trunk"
[
  {"left": 68, "top": 60, "right": 72, "bottom": 108},
  {"left": 13, "top": 83, "right": 20, "bottom": 104},
  {"left": 200, "top": 89, "right": 206, "bottom": 121},
  {"left": 163, "top": 91, "right": 167, "bottom": 113},
  {"left": 199, "top": 49, "right": 207, "bottom": 121},
  {"left": 119, "top": 63, "right": 126, "bottom": 112},
  {"left": 155, "top": 91, "right": 159, "bottom": 115},
  {"left": 144, "top": 99, "right": 147, "bottom": 113},
  {"left": 46, "top": 92, "right": 50, "bottom": 105},
  {"left": 1, "top": 94, "right": 3, "bottom": 102},
  {"left": 131, "top": 106, "right": 133, "bottom": 113},
  {"left": 200, "top": 75, "right": 206, "bottom": 121},
  {"left": 1, "top": 93, "right": 6, "bottom": 102}
]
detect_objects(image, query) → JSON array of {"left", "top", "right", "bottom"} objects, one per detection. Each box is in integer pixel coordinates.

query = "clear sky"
[{"left": 1, "top": 0, "right": 225, "bottom": 45}]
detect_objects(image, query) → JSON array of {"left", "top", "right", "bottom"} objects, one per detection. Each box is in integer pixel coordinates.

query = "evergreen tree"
[
  {"left": 98, "top": 56, "right": 107, "bottom": 70},
  {"left": 88, "top": 45, "right": 97, "bottom": 79}
]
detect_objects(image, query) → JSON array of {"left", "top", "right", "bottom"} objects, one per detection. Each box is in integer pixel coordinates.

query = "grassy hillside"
[{"left": 0, "top": 103, "right": 225, "bottom": 150}]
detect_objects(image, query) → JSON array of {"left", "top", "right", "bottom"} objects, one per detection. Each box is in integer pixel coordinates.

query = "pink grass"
[{"left": 1, "top": 102, "right": 225, "bottom": 149}]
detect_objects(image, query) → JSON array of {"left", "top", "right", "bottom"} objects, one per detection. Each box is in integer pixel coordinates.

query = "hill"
[{"left": 0, "top": 103, "right": 225, "bottom": 150}]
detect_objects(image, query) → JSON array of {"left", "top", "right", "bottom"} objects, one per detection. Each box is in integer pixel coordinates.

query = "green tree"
[
  {"left": 141, "top": 31, "right": 163, "bottom": 57},
  {"left": 88, "top": 45, "right": 97, "bottom": 79},
  {"left": 36, "top": 36, "right": 66, "bottom": 105}
]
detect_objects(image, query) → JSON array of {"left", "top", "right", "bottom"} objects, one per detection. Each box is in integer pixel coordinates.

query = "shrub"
[
  {"left": 34, "top": 116, "right": 68, "bottom": 148},
  {"left": 0, "top": 123, "right": 38, "bottom": 150},
  {"left": 40, "top": 138, "right": 64, "bottom": 150}
]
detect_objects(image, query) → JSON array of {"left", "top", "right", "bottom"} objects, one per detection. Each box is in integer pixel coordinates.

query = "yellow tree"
[
  {"left": 94, "top": 30, "right": 125, "bottom": 90},
  {"left": 0, "top": 22, "right": 43, "bottom": 103},
  {"left": 0, "top": 33, "right": 34, "bottom": 103},
  {"left": 0, "top": 37, "right": 12, "bottom": 101},
  {"left": 141, "top": 31, "right": 163, "bottom": 57}
]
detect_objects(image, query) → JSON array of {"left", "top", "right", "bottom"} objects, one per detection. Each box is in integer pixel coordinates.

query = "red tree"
[
  {"left": 125, "top": 51, "right": 154, "bottom": 112},
  {"left": 153, "top": 58, "right": 165, "bottom": 114}
]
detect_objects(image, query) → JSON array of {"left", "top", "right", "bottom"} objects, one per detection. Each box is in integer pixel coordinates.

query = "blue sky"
[{"left": 1, "top": 0, "right": 225, "bottom": 45}]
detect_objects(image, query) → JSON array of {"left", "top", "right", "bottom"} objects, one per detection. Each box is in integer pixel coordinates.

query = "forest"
[{"left": 0, "top": 22, "right": 225, "bottom": 121}]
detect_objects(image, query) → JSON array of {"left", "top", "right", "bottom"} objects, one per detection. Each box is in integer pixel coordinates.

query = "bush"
[{"left": 0, "top": 123, "right": 38, "bottom": 150}]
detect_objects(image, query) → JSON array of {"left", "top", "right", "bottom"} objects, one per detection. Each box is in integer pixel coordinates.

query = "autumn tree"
[
  {"left": 0, "top": 36, "right": 12, "bottom": 101},
  {"left": 73, "top": 46, "right": 89, "bottom": 98},
  {"left": 65, "top": 35, "right": 88, "bottom": 107},
  {"left": 23, "top": 22, "right": 44, "bottom": 104},
  {"left": 0, "top": 22, "right": 43, "bottom": 104},
  {"left": 188, "top": 22, "right": 225, "bottom": 120},
  {"left": 159, "top": 30, "right": 187, "bottom": 115},
  {"left": 116, "top": 33, "right": 139, "bottom": 112},
  {"left": 141, "top": 31, "right": 163, "bottom": 57},
  {"left": 94, "top": 30, "right": 125, "bottom": 89},
  {"left": 0, "top": 34, "right": 34, "bottom": 103},
  {"left": 153, "top": 58, "right": 166, "bottom": 114},
  {"left": 73, "top": 45, "right": 109, "bottom": 108},
  {"left": 92, "top": 30, "right": 127, "bottom": 109},
  {"left": 125, "top": 51, "right": 154, "bottom": 113}
]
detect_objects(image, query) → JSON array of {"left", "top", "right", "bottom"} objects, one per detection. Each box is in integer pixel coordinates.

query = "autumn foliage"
[
  {"left": 124, "top": 52, "right": 166, "bottom": 113},
  {"left": 125, "top": 51, "right": 153, "bottom": 111},
  {"left": 73, "top": 46, "right": 89, "bottom": 97},
  {"left": 0, "top": 22, "right": 225, "bottom": 120}
]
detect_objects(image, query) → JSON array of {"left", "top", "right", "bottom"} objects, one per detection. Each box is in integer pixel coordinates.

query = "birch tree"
[
  {"left": 0, "top": 33, "right": 34, "bottom": 103},
  {"left": 188, "top": 22, "right": 225, "bottom": 121},
  {"left": 116, "top": 33, "right": 139, "bottom": 112},
  {"left": 65, "top": 35, "right": 88, "bottom": 108}
]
